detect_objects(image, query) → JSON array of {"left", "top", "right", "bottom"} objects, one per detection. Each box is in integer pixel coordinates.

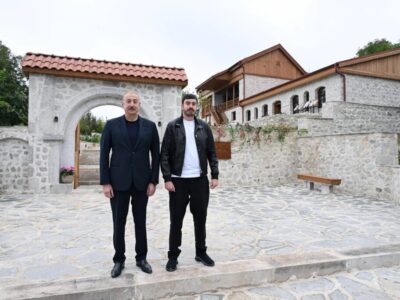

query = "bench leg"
[
  {"left": 320, "top": 185, "right": 333, "bottom": 194},
  {"left": 305, "top": 181, "right": 314, "bottom": 190}
]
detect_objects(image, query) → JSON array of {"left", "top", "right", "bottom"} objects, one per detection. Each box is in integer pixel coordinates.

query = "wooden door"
[{"left": 74, "top": 123, "right": 80, "bottom": 189}]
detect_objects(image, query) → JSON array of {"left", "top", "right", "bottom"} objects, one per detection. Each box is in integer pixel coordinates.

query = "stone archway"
[
  {"left": 61, "top": 90, "right": 153, "bottom": 169},
  {"left": 28, "top": 80, "right": 182, "bottom": 194},
  {"left": 62, "top": 92, "right": 155, "bottom": 189},
  {"left": 22, "top": 53, "right": 187, "bottom": 193}
]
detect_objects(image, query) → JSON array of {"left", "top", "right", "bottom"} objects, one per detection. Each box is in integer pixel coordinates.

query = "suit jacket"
[{"left": 100, "top": 115, "right": 160, "bottom": 191}]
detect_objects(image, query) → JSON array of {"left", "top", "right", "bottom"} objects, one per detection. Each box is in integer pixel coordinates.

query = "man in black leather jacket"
[{"left": 161, "top": 93, "right": 219, "bottom": 272}]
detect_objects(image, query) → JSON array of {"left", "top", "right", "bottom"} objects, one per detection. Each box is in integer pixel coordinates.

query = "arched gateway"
[{"left": 22, "top": 53, "right": 187, "bottom": 193}]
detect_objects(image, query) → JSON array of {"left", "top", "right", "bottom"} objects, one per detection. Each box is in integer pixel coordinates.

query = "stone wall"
[
  {"left": 244, "top": 75, "right": 288, "bottom": 98},
  {"left": 244, "top": 75, "right": 342, "bottom": 121},
  {"left": 216, "top": 116, "right": 399, "bottom": 203},
  {"left": 390, "top": 166, "right": 400, "bottom": 205},
  {"left": 0, "top": 127, "right": 32, "bottom": 194},
  {"left": 346, "top": 75, "right": 400, "bottom": 107},
  {"left": 297, "top": 133, "right": 399, "bottom": 201},
  {"left": 332, "top": 101, "right": 400, "bottom": 134},
  {"left": 218, "top": 132, "right": 298, "bottom": 187},
  {"left": 298, "top": 102, "right": 400, "bottom": 136}
]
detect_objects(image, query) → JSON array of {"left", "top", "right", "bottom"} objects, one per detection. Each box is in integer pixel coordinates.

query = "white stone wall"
[
  {"left": 244, "top": 75, "right": 288, "bottom": 98},
  {"left": 225, "top": 107, "right": 242, "bottom": 124},
  {"left": 27, "top": 74, "right": 182, "bottom": 193},
  {"left": 297, "top": 133, "right": 399, "bottom": 201},
  {"left": 238, "top": 79, "right": 244, "bottom": 100},
  {"left": 216, "top": 114, "right": 400, "bottom": 203},
  {"left": 0, "top": 127, "right": 32, "bottom": 194},
  {"left": 243, "top": 75, "right": 342, "bottom": 122},
  {"left": 346, "top": 75, "right": 400, "bottom": 107},
  {"left": 299, "top": 102, "right": 400, "bottom": 136},
  {"left": 390, "top": 166, "right": 400, "bottom": 205},
  {"left": 218, "top": 132, "right": 298, "bottom": 187}
]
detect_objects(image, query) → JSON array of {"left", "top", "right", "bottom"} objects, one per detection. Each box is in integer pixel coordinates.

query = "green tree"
[
  {"left": 0, "top": 41, "right": 28, "bottom": 125},
  {"left": 357, "top": 38, "right": 400, "bottom": 57},
  {"left": 79, "top": 112, "right": 105, "bottom": 135}
]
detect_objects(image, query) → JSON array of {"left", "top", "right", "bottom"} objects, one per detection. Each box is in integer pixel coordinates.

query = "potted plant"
[{"left": 60, "top": 166, "right": 74, "bottom": 183}]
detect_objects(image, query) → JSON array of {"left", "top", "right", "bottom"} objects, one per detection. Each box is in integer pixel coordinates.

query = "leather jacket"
[{"left": 161, "top": 116, "right": 219, "bottom": 181}]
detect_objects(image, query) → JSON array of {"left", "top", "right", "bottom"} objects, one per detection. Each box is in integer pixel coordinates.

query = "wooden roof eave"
[
  {"left": 22, "top": 67, "right": 188, "bottom": 87},
  {"left": 196, "top": 44, "right": 306, "bottom": 91},
  {"left": 338, "top": 48, "right": 400, "bottom": 68},
  {"left": 339, "top": 67, "right": 400, "bottom": 81}
]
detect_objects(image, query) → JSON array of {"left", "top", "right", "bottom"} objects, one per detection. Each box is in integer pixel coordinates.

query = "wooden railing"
[
  {"left": 210, "top": 106, "right": 223, "bottom": 125},
  {"left": 215, "top": 98, "right": 239, "bottom": 113}
]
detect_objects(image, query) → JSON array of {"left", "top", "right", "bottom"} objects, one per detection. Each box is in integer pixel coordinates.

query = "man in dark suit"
[{"left": 100, "top": 91, "right": 160, "bottom": 277}]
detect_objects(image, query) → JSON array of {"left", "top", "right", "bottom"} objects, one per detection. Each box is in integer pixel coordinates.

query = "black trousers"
[
  {"left": 168, "top": 176, "right": 210, "bottom": 259},
  {"left": 110, "top": 185, "right": 148, "bottom": 263}
]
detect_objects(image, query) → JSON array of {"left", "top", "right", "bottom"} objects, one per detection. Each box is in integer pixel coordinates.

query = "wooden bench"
[{"left": 297, "top": 174, "right": 341, "bottom": 194}]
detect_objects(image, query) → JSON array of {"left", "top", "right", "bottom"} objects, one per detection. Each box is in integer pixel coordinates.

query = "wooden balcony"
[{"left": 214, "top": 98, "right": 239, "bottom": 113}]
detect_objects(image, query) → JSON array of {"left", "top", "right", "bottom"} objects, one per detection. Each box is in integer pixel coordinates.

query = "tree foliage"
[
  {"left": 0, "top": 41, "right": 28, "bottom": 126},
  {"left": 79, "top": 111, "right": 105, "bottom": 135},
  {"left": 357, "top": 38, "right": 400, "bottom": 57}
]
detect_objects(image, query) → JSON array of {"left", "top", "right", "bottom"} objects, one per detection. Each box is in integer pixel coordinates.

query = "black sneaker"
[
  {"left": 195, "top": 253, "right": 215, "bottom": 267},
  {"left": 166, "top": 258, "right": 178, "bottom": 272}
]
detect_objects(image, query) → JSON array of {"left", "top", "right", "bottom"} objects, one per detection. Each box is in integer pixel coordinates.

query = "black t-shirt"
[{"left": 125, "top": 118, "right": 139, "bottom": 149}]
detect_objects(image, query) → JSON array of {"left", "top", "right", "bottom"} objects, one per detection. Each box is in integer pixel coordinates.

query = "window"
[
  {"left": 273, "top": 101, "right": 281, "bottom": 114},
  {"left": 254, "top": 107, "right": 258, "bottom": 119},
  {"left": 262, "top": 104, "right": 268, "bottom": 117},
  {"left": 246, "top": 110, "right": 251, "bottom": 121},
  {"left": 317, "top": 87, "right": 326, "bottom": 108},
  {"left": 291, "top": 95, "right": 299, "bottom": 114},
  {"left": 304, "top": 91, "right": 309, "bottom": 103},
  {"left": 231, "top": 111, "right": 236, "bottom": 121}
]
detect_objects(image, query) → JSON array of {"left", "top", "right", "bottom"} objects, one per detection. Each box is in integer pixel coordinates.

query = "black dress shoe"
[
  {"left": 136, "top": 259, "right": 152, "bottom": 274},
  {"left": 111, "top": 262, "right": 125, "bottom": 278},
  {"left": 166, "top": 258, "right": 178, "bottom": 272},
  {"left": 195, "top": 253, "right": 215, "bottom": 267}
]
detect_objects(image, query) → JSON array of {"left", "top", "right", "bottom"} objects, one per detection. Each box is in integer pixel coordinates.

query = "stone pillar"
[{"left": 161, "top": 86, "right": 181, "bottom": 135}]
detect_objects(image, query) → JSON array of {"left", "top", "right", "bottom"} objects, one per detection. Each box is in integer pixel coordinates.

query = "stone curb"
[{"left": 2, "top": 247, "right": 400, "bottom": 300}]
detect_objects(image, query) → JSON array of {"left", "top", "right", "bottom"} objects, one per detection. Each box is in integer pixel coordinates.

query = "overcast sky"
[{"left": 1, "top": 0, "right": 399, "bottom": 119}]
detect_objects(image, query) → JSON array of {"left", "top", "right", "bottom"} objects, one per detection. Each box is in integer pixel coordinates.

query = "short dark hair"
[{"left": 182, "top": 93, "right": 198, "bottom": 104}]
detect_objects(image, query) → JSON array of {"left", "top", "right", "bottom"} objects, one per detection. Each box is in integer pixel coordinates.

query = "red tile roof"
[{"left": 22, "top": 53, "right": 188, "bottom": 86}]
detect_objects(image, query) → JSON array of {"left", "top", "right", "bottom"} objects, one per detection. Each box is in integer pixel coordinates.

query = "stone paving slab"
[
  {"left": 3, "top": 249, "right": 400, "bottom": 299},
  {"left": 162, "top": 266, "right": 400, "bottom": 300},
  {"left": 1, "top": 185, "right": 400, "bottom": 299}
]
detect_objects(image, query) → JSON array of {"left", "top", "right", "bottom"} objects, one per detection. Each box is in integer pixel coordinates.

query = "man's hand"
[
  {"left": 165, "top": 181, "right": 175, "bottom": 192},
  {"left": 147, "top": 183, "right": 156, "bottom": 196},
  {"left": 210, "top": 179, "right": 218, "bottom": 189},
  {"left": 103, "top": 184, "right": 114, "bottom": 198}
]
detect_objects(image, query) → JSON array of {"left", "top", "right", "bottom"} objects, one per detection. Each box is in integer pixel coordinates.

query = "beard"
[{"left": 183, "top": 109, "right": 195, "bottom": 117}]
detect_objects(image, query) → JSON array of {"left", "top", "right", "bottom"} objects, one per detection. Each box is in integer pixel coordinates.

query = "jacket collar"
[{"left": 176, "top": 116, "right": 203, "bottom": 130}]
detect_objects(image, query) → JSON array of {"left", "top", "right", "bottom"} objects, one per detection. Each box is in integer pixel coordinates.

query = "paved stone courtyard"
[
  {"left": 1, "top": 185, "right": 400, "bottom": 299},
  {"left": 164, "top": 266, "right": 400, "bottom": 299}
]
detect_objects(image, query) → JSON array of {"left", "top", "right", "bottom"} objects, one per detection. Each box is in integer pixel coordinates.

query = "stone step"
[
  {"left": 79, "top": 165, "right": 99, "bottom": 182},
  {"left": 79, "top": 149, "right": 100, "bottom": 165},
  {"left": 78, "top": 180, "right": 99, "bottom": 186},
  {"left": 3, "top": 246, "right": 400, "bottom": 300}
]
